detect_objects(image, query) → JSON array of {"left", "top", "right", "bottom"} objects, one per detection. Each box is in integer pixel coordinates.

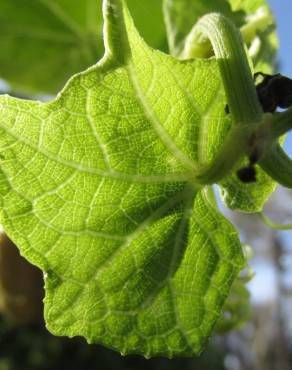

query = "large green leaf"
[
  {"left": 0, "top": 0, "right": 247, "bottom": 357},
  {"left": 0, "top": 0, "right": 166, "bottom": 95}
]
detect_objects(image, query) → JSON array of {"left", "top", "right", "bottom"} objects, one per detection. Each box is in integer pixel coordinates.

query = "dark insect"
[
  {"left": 254, "top": 72, "right": 292, "bottom": 113},
  {"left": 237, "top": 165, "right": 257, "bottom": 183},
  {"left": 225, "top": 72, "right": 292, "bottom": 114},
  {"left": 224, "top": 104, "right": 230, "bottom": 114}
]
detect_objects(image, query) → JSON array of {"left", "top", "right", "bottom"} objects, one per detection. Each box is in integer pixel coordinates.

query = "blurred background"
[{"left": 0, "top": 0, "right": 291, "bottom": 369}]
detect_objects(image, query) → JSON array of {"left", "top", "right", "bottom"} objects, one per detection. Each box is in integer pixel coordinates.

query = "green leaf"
[
  {"left": 218, "top": 161, "right": 278, "bottom": 212},
  {"left": 0, "top": 0, "right": 103, "bottom": 95},
  {"left": 0, "top": 0, "right": 245, "bottom": 357},
  {"left": 216, "top": 278, "right": 250, "bottom": 333},
  {"left": 126, "top": 0, "right": 167, "bottom": 51},
  {"left": 0, "top": 0, "right": 168, "bottom": 95}
]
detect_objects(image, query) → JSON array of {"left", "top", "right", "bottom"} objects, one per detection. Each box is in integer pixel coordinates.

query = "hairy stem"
[
  {"left": 181, "top": 13, "right": 263, "bottom": 126},
  {"left": 182, "top": 13, "right": 263, "bottom": 184}
]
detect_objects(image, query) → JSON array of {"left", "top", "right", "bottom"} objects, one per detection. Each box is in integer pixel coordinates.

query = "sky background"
[{"left": 268, "top": 0, "right": 292, "bottom": 155}]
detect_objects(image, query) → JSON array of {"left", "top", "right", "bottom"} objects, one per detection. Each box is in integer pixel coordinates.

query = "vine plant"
[{"left": 0, "top": 0, "right": 291, "bottom": 358}]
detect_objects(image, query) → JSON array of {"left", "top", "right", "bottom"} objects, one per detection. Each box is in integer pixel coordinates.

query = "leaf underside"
[{"left": 0, "top": 0, "right": 277, "bottom": 357}]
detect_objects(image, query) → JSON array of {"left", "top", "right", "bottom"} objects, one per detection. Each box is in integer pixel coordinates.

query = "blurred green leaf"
[
  {"left": 0, "top": 0, "right": 167, "bottom": 95},
  {"left": 216, "top": 279, "right": 251, "bottom": 333},
  {"left": 0, "top": 0, "right": 103, "bottom": 94},
  {"left": 229, "top": 0, "right": 278, "bottom": 73},
  {"left": 0, "top": 0, "right": 277, "bottom": 96},
  {"left": 126, "top": 0, "right": 167, "bottom": 51}
]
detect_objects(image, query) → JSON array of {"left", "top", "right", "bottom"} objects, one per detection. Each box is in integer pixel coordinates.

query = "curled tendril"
[{"left": 259, "top": 212, "right": 292, "bottom": 230}]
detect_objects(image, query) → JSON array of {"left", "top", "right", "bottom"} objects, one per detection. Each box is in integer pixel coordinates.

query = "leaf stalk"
[{"left": 181, "top": 13, "right": 263, "bottom": 126}]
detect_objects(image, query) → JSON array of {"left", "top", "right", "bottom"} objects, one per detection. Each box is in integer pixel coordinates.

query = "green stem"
[
  {"left": 252, "top": 77, "right": 292, "bottom": 189},
  {"left": 259, "top": 212, "right": 292, "bottom": 230},
  {"left": 270, "top": 108, "right": 292, "bottom": 139},
  {"left": 259, "top": 143, "right": 292, "bottom": 188},
  {"left": 180, "top": 13, "right": 264, "bottom": 184},
  {"left": 181, "top": 13, "right": 262, "bottom": 126},
  {"left": 195, "top": 126, "right": 249, "bottom": 184}
]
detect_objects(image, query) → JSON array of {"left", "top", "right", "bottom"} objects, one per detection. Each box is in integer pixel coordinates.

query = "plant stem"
[
  {"left": 270, "top": 108, "right": 292, "bottom": 139},
  {"left": 256, "top": 113, "right": 292, "bottom": 188},
  {"left": 181, "top": 13, "right": 264, "bottom": 184},
  {"left": 259, "top": 212, "right": 292, "bottom": 230},
  {"left": 181, "top": 13, "right": 263, "bottom": 126},
  {"left": 194, "top": 125, "right": 249, "bottom": 184},
  {"left": 259, "top": 143, "right": 292, "bottom": 188}
]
